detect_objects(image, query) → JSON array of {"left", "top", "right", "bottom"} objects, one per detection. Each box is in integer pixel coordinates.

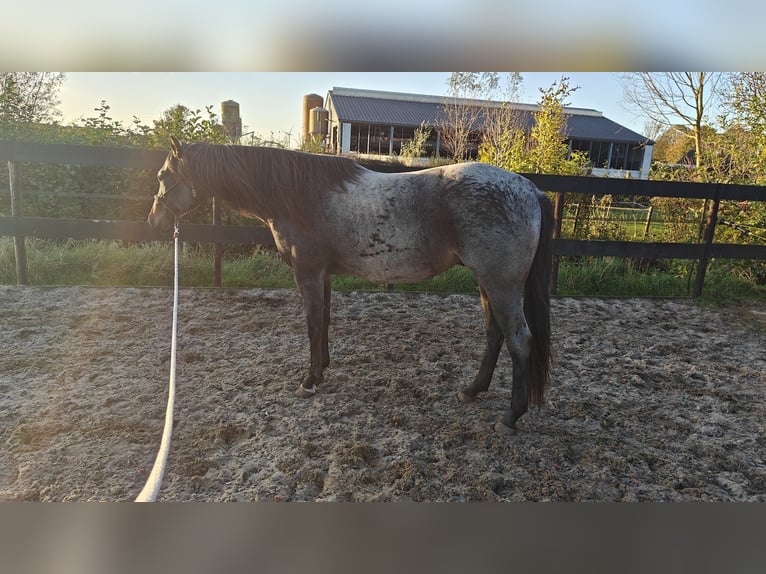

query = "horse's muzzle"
[{"left": 147, "top": 203, "right": 175, "bottom": 233}]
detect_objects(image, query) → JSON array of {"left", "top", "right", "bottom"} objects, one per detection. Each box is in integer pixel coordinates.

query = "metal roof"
[
  {"left": 326, "top": 87, "right": 651, "bottom": 145},
  {"left": 564, "top": 114, "right": 650, "bottom": 144}
]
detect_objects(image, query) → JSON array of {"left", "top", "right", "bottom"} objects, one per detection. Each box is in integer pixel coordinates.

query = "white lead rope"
[{"left": 136, "top": 224, "right": 180, "bottom": 502}]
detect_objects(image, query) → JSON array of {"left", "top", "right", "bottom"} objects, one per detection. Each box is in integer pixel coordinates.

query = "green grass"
[
  {"left": 556, "top": 257, "right": 691, "bottom": 297},
  {"left": 1, "top": 239, "right": 174, "bottom": 286},
  {"left": 1, "top": 238, "right": 764, "bottom": 303}
]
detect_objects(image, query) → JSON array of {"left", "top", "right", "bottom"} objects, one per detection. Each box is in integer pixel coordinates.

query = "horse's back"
[
  {"left": 318, "top": 162, "right": 543, "bottom": 284},
  {"left": 429, "top": 163, "right": 543, "bottom": 232},
  {"left": 432, "top": 163, "right": 545, "bottom": 282}
]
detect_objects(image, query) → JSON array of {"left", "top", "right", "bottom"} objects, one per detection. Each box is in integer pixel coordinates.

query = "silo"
[
  {"left": 302, "top": 93, "right": 324, "bottom": 143},
  {"left": 309, "top": 106, "right": 329, "bottom": 144},
  {"left": 221, "top": 100, "right": 242, "bottom": 142}
]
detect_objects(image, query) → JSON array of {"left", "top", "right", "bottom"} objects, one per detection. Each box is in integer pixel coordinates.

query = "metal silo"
[
  {"left": 302, "top": 93, "right": 324, "bottom": 143},
  {"left": 309, "top": 106, "right": 329, "bottom": 144}
]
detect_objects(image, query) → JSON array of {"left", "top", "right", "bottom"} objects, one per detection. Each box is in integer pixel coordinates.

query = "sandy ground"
[{"left": 1, "top": 286, "right": 764, "bottom": 501}]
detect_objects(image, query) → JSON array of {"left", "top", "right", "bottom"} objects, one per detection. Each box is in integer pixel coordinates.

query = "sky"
[{"left": 57, "top": 72, "right": 646, "bottom": 147}]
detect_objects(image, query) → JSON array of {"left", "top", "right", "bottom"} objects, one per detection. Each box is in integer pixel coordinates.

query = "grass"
[
  {"left": 556, "top": 257, "right": 692, "bottom": 297},
  {"left": 1, "top": 238, "right": 764, "bottom": 303}
]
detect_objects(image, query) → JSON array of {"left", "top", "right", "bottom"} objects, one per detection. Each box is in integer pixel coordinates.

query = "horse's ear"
[{"left": 170, "top": 135, "right": 183, "bottom": 159}]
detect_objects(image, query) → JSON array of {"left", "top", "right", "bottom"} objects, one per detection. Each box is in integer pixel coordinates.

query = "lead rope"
[{"left": 135, "top": 224, "right": 180, "bottom": 502}]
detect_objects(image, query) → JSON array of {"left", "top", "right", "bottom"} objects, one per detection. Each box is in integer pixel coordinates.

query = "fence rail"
[{"left": 2, "top": 141, "right": 765, "bottom": 296}]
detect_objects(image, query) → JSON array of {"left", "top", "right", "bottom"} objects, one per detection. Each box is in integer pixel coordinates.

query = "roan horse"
[{"left": 148, "top": 136, "right": 553, "bottom": 433}]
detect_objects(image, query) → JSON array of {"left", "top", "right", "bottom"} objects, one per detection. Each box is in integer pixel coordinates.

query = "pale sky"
[{"left": 56, "top": 72, "right": 648, "bottom": 147}]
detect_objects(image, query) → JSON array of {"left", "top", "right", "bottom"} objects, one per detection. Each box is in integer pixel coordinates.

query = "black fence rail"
[{"left": 2, "top": 141, "right": 765, "bottom": 295}]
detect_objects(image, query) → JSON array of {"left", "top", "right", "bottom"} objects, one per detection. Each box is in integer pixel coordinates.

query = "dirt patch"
[{"left": 1, "top": 286, "right": 764, "bottom": 501}]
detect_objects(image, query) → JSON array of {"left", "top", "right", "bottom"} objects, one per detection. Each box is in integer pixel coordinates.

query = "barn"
[{"left": 303, "top": 87, "right": 654, "bottom": 179}]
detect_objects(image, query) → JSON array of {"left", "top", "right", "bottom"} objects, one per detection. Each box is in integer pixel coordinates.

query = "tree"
[
  {"left": 619, "top": 73, "right": 726, "bottom": 169},
  {"left": 0, "top": 72, "right": 64, "bottom": 124},
  {"left": 479, "top": 76, "right": 588, "bottom": 175},
  {"left": 437, "top": 72, "right": 501, "bottom": 162},
  {"left": 726, "top": 72, "right": 766, "bottom": 170},
  {"left": 399, "top": 121, "right": 432, "bottom": 159},
  {"left": 728, "top": 73, "right": 766, "bottom": 134},
  {"left": 652, "top": 124, "right": 695, "bottom": 165},
  {"left": 477, "top": 73, "right": 526, "bottom": 168},
  {"left": 527, "top": 78, "right": 586, "bottom": 175},
  {"left": 146, "top": 104, "right": 230, "bottom": 147}
]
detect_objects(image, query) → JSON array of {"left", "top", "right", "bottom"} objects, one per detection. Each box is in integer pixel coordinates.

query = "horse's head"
[{"left": 147, "top": 136, "right": 204, "bottom": 232}]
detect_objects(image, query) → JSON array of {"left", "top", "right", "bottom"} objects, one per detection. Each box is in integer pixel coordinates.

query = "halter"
[{"left": 154, "top": 177, "right": 203, "bottom": 222}]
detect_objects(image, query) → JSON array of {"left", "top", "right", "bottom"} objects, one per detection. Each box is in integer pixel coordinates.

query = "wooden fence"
[{"left": 2, "top": 140, "right": 765, "bottom": 296}]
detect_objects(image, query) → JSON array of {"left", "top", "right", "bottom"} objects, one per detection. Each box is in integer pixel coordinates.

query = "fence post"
[
  {"left": 693, "top": 184, "right": 721, "bottom": 297},
  {"left": 551, "top": 191, "right": 566, "bottom": 294},
  {"left": 213, "top": 195, "right": 222, "bottom": 288},
  {"left": 8, "top": 159, "right": 28, "bottom": 285},
  {"left": 643, "top": 206, "right": 654, "bottom": 240},
  {"left": 571, "top": 203, "right": 581, "bottom": 237}
]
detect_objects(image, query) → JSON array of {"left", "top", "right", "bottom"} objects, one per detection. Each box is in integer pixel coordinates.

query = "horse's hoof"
[
  {"left": 457, "top": 389, "right": 476, "bottom": 403},
  {"left": 494, "top": 420, "right": 518, "bottom": 435},
  {"left": 295, "top": 384, "right": 317, "bottom": 398}
]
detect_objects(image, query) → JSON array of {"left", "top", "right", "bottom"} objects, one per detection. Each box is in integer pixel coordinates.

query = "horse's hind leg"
[
  {"left": 493, "top": 290, "right": 533, "bottom": 434},
  {"left": 465, "top": 281, "right": 532, "bottom": 433},
  {"left": 459, "top": 287, "right": 504, "bottom": 402}
]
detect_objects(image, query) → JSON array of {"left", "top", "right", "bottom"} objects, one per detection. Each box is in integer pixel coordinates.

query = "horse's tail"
[{"left": 524, "top": 190, "right": 554, "bottom": 407}]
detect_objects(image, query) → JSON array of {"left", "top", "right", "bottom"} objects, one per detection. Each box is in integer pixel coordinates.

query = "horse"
[{"left": 148, "top": 136, "right": 553, "bottom": 433}]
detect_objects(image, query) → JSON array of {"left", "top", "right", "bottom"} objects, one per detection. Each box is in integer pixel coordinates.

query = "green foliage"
[
  {"left": 478, "top": 76, "right": 589, "bottom": 175},
  {"left": 399, "top": 122, "right": 432, "bottom": 159},
  {"left": 5, "top": 238, "right": 763, "bottom": 301},
  {"left": 648, "top": 195, "right": 700, "bottom": 244},
  {"left": 298, "top": 135, "right": 325, "bottom": 153},
  {"left": 0, "top": 98, "right": 158, "bottom": 222},
  {"left": 555, "top": 256, "right": 765, "bottom": 300},
  {"left": 0, "top": 239, "right": 475, "bottom": 293},
  {"left": 556, "top": 257, "right": 690, "bottom": 297},
  {"left": 728, "top": 72, "right": 766, "bottom": 154},
  {"left": 74, "top": 100, "right": 148, "bottom": 147},
  {"left": 564, "top": 195, "right": 630, "bottom": 241},
  {"left": 144, "top": 104, "right": 231, "bottom": 147},
  {"left": 0, "top": 73, "right": 64, "bottom": 125},
  {"left": 0, "top": 238, "right": 172, "bottom": 286},
  {"left": 1, "top": 74, "right": 764, "bottom": 297},
  {"left": 0, "top": 94, "right": 235, "bottom": 225}
]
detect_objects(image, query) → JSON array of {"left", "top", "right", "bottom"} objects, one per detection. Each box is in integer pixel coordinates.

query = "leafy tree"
[
  {"left": 1, "top": 73, "right": 66, "bottom": 142},
  {"left": 727, "top": 73, "right": 766, "bottom": 139},
  {"left": 0, "top": 72, "right": 64, "bottom": 124},
  {"left": 298, "top": 135, "right": 324, "bottom": 153},
  {"left": 399, "top": 121, "right": 432, "bottom": 159},
  {"left": 71, "top": 100, "right": 148, "bottom": 147},
  {"left": 478, "top": 74, "right": 526, "bottom": 169},
  {"left": 620, "top": 73, "right": 726, "bottom": 169},
  {"left": 528, "top": 78, "right": 589, "bottom": 175},
  {"left": 652, "top": 124, "right": 695, "bottom": 165},
  {"left": 478, "top": 76, "right": 588, "bottom": 175},
  {"left": 145, "top": 104, "right": 230, "bottom": 147},
  {"left": 725, "top": 72, "right": 766, "bottom": 174}
]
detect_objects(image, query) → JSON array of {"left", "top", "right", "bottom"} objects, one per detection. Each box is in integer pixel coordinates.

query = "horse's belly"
[{"left": 340, "top": 248, "right": 458, "bottom": 284}]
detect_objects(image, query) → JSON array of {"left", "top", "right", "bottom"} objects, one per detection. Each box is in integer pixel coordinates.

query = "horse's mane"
[{"left": 180, "top": 143, "right": 364, "bottom": 227}]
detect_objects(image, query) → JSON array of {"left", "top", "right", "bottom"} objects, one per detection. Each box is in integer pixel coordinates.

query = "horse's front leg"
[{"left": 295, "top": 272, "right": 331, "bottom": 398}]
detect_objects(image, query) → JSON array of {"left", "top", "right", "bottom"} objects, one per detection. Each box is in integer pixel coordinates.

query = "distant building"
[{"left": 305, "top": 87, "right": 654, "bottom": 179}]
